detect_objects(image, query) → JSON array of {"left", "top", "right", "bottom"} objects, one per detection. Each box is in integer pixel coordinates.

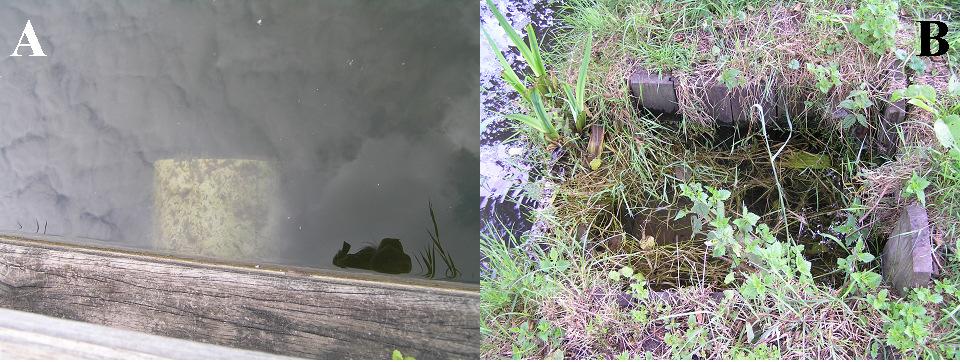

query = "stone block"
[{"left": 882, "top": 202, "right": 933, "bottom": 294}]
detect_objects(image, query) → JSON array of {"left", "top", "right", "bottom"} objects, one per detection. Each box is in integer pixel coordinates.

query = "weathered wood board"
[
  {"left": 0, "top": 235, "right": 479, "bottom": 359},
  {"left": 0, "top": 307, "right": 287, "bottom": 359}
]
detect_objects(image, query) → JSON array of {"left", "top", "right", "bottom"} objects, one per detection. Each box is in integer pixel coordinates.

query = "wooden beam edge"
[{"left": 0, "top": 233, "right": 478, "bottom": 297}]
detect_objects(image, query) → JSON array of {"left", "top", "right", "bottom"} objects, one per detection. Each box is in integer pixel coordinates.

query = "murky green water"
[{"left": 0, "top": 0, "right": 479, "bottom": 282}]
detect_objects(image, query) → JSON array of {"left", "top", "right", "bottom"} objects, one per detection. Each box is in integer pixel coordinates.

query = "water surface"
[{"left": 0, "top": 0, "right": 479, "bottom": 282}]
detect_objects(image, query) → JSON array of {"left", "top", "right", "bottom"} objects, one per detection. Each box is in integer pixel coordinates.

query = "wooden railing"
[{"left": 0, "top": 234, "right": 479, "bottom": 359}]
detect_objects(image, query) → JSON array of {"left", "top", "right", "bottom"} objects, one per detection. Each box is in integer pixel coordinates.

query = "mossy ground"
[{"left": 482, "top": 0, "right": 960, "bottom": 359}]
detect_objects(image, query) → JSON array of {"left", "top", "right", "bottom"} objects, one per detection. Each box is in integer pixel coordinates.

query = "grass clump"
[
  {"left": 484, "top": 0, "right": 596, "bottom": 143},
  {"left": 417, "top": 202, "right": 460, "bottom": 279}
]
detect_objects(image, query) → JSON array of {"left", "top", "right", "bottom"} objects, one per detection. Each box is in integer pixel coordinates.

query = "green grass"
[
  {"left": 482, "top": 0, "right": 960, "bottom": 358},
  {"left": 417, "top": 202, "right": 460, "bottom": 279}
]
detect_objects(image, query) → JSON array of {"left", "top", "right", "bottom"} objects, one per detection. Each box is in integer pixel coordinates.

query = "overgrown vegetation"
[{"left": 482, "top": 0, "right": 960, "bottom": 358}]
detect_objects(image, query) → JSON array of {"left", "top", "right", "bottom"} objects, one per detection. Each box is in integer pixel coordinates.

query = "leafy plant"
[
  {"left": 608, "top": 266, "right": 649, "bottom": 300},
  {"left": 868, "top": 287, "right": 939, "bottom": 356},
  {"left": 893, "top": 84, "right": 939, "bottom": 115},
  {"left": 663, "top": 314, "right": 708, "bottom": 359},
  {"left": 508, "top": 321, "right": 540, "bottom": 359},
  {"left": 535, "top": 319, "right": 564, "bottom": 349},
  {"left": 677, "top": 183, "right": 816, "bottom": 296},
  {"left": 729, "top": 343, "right": 782, "bottom": 360},
  {"left": 895, "top": 49, "right": 927, "bottom": 74},
  {"left": 392, "top": 350, "right": 416, "bottom": 360},
  {"left": 506, "top": 90, "right": 559, "bottom": 142},
  {"left": 848, "top": 0, "right": 899, "bottom": 55},
  {"left": 561, "top": 33, "right": 593, "bottom": 132},
  {"left": 717, "top": 68, "right": 743, "bottom": 90},
  {"left": 903, "top": 172, "right": 931, "bottom": 207},
  {"left": 838, "top": 87, "right": 874, "bottom": 129},
  {"left": 418, "top": 238, "right": 437, "bottom": 279},
  {"left": 892, "top": 84, "right": 960, "bottom": 155},
  {"left": 807, "top": 63, "right": 841, "bottom": 94},
  {"left": 480, "top": 229, "right": 560, "bottom": 315},
  {"left": 485, "top": 0, "right": 568, "bottom": 142},
  {"left": 485, "top": 0, "right": 548, "bottom": 83}
]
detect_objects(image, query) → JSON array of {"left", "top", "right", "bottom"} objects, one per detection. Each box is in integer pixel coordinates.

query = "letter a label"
[{"left": 11, "top": 20, "right": 46, "bottom": 57}]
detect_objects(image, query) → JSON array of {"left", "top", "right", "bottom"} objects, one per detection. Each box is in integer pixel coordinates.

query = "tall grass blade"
[
  {"left": 574, "top": 32, "right": 593, "bottom": 131},
  {"left": 427, "top": 201, "right": 460, "bottom": 279},
  {"left": 525, "top": 24, "right": 546, "bottom": 79},
  {"left": 482, "top": 26, "right": 529, "bottom": 104},
  {"left": 485, "top": 0, "right": 535, "bottom": 74},
  {"left": 561, "top": 84, "right": 581, "bottom": 131},
  {"left": 530, "top": 90, "right": 559, "bottom": 141},
  {"left": 419, "top": 247, "right": 436, "bottom": 279},
  {"left": 505, "top": 114, "right": 548, "bottom": 135}
]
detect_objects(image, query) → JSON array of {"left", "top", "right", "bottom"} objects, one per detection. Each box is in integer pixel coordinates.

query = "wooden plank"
[
  {"left": 0, "top": 307, "right": 287, "bottom": 359},
  {"left": 0, "top": 234, "right": 479, "bottom": 359},
  {"left": 704, "top": 84, "right": 733, "bottom": 124}
]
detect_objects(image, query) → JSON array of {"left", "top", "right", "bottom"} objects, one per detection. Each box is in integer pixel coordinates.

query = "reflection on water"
[
  {"left": 0, "top": 0, "right": 479, "bottom": 282},
  {"left": 334, "top": 238, "right": 411, "bottom": 275}
]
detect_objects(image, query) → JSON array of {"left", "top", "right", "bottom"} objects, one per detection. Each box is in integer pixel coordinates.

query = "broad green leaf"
[
  {"left": 912, "top": 84, "right": 937, "bottom": 103},
  {"left": 796, "top": 254, "right": 812, "bottom": 279},
  {"left": 949, "top": 75, "right": 960, "bottom": 97},
  {"left": 908, "top": 98, "right": 938, "bottom": 117},
  {"left": 740, "top": 208, "right": 759, "bottom": 225},
  {"left": 855, "top": 271, "right": 882, "bottom": 290},
  {"left": 608, "top": 270, "right": 621, "bottom": 281},
  {"left": 837, "top": 257, "right": 849, "bottom": 271},
  {"left": 944, "top": 115, "right": 960, "bottom": 140},
  {"left": 934, "top": 118, "right": 955, "bottom": 149},
  {"left": 890, "top": 89, "right": 904, "bottom": 102},
  {"left": 842, "top": 116, "right": 857, "bottom": 130},
  {"left": 715, "top": 189, "right": 731, "bottom": 201},
  {"left": 713, "top": 244, "right": 726, "bottom": 258}
]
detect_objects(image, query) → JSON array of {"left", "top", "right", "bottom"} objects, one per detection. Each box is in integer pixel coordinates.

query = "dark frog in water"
[{"left": 333, "top": 238, "right": 412, "bottom": 274}]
